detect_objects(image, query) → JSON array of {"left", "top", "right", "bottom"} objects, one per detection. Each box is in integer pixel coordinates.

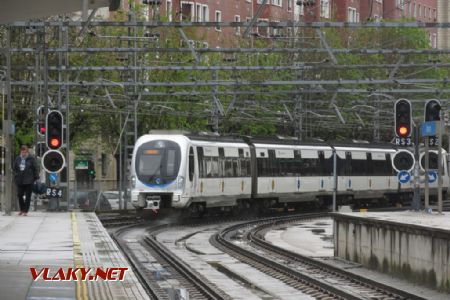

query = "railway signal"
[
  {"left": 46, "top": 110, "right": 63, "bottom": 150},
  {"left": 392, "top": 149, "right": 415, "bottom": 173},
  {"left": 35, "top": 142, "right": 48, "bottom": 158},
  {"left": 394, "top": 99, "right": 412, "bottom": 146},
  {"left": 41, "top": 150, "right": 66, "bottom": 174},
  {"left": 36, "top": 106, "right": 47, "bottom": 137},
  {"left": 420, "top": 151, "right": 439, "bottom": 171},
  {"left": 424, "top": 100, "right": 441, "bottom": 147}
]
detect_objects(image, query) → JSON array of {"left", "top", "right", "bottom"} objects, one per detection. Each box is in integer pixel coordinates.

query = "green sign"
[{"left": 74, "top": 159, "right": 89, "bottom": 170}]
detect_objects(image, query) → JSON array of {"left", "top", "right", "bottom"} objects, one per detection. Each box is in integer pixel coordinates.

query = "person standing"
[{"left": 13, "top": 145, "right": 39, "bottom": 216}]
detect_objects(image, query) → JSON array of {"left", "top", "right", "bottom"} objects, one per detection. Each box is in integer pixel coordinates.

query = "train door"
[
  {"left": 197, "top": 146, "right": 220, "bottom": 199},
  {"left": 256, "top": 148, "right": 271, "bottom": 194},
  {"left": 337, "top": 151, "right": 350, "bottom": 192},
  {"left": 320, "top": 150, "right": 333, "bottom": 192},
  {"left": 187, "top": 146, "right": 196, "bottom": 198},
  {"left": 370, "top": 152, "right": 390, "bottom": 192},
  {"left": 350, "top": 151, "right": 368, "bottom": 193},
  {"left": 268, "top": 150, "right": 277, "bottom": 194},
  {"left": 300, "top": 149, "right": 320, "bottom": 193},
  {"left": 222, "top": 147, "right": 242, "bottom": 198}
]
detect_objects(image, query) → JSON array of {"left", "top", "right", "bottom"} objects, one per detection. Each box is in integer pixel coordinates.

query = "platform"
[
  {"left": 333, "top": 211, "right": 450, "bottom": 292},
  {"left": 0, "top": 211, "right": 148, "bottom": 300}
]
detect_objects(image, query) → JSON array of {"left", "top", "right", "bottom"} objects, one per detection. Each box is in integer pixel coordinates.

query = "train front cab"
[{"left": 131, "top": 135, "right": 190, "bottom": 210}]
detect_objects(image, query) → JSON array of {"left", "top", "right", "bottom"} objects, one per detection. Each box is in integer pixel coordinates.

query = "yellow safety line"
[{"left": 71, "top": 212, "right": 89, "bottom": 300}]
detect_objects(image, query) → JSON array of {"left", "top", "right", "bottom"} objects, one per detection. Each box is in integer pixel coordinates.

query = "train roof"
[{"left": 149, "top": 131, "right": 396, "bottom": 150}]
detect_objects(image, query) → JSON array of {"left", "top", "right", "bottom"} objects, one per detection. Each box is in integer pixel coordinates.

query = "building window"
[
  {"left": 413, "top": 3, "right": 416, "bottom": 17},
  {"left": 272, "top": 0, "right": 282, "bottom": 6},
  {"left": 418, "top": 4, "right": 421, "bottom": 18},
  {"left": 320, "top": 0, "right": 330, "bottom": 19},
  {"left": 235, "top": 15, "right": 240, "bottom": 35},
  {"left": 288, "top": 0, "right": 292, "bottom": 11},
  {"left": 348, "top": 7, "right": 358, "bottom": 22},
  {"left": 196, "top": 3, "right": 202, "bottom": 21},
  {"left": 215, "top": 10, "right": 222, "bottom": 31},
  {"left": 396, "top": 0, "right": 405, "bottom": 9},
  {"left": 202, "top": 5, "right": 209, "bottom": 22},
  {"left": 181, "top": 2, "right": 193, "bottom": 21},
  {"left": 166, "top": 0, "right": 172, "bottom": 21},
  {"left": 433, "top": 34, "right": 437, "bottom": 48}
]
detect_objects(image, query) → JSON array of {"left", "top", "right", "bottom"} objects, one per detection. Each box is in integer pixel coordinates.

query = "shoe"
[
  {"left": 18, "top": 211, "right": 23, "bottom": 216},
  {"left": 23, "top": 213, "right": 27, "bottom": 216}
]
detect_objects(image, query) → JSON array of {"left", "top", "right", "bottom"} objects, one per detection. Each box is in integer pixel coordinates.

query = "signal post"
[
  {"left": 42, "top": 110, "right": 65, "bottom": 210},
  {"left": 422, "top": 100, "right": 442, "bottom": 213},
  {"left": 393, "top": 99, "right": 419, "bottom": 210}
]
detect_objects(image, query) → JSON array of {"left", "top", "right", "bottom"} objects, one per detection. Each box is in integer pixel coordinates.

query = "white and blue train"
[{"left": 130, "top": 132, "right": 449, "bottom": 213}]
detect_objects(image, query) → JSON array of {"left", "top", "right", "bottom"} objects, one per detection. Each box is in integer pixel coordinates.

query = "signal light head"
[
  {"left": 46, "top": 110, "right": 63, "bottom": 150},
  {"left": 397, "top": 125, "right": 409, "bottom": 137},
  {"left": 394, "top": 99, "right": 412, "bottom": 139},
  {"left": 50, "top": 138, "right": 61, "bottom": 148}
]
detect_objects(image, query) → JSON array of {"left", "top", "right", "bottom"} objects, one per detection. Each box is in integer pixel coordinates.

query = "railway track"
[
  {"left": 212, "top": 213, "right": 427, "bottom": 300},
  {"left": 113, "top": 223, "right": 230, "bottom": 300}
]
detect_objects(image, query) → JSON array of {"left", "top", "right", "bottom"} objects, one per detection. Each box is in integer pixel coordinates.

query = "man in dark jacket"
[{"left": 13, "top": 145, "right": 39, "bottom": 216}]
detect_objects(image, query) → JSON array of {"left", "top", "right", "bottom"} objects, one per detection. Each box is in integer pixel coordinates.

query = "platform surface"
[
  {"left": 336, "top": 210, "right": 450, "bottom": 231},
  {"left": 0, "top": 211, "right": 148, "bottom": 300}
]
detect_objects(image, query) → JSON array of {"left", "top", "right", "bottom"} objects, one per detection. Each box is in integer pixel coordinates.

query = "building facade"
[
  {"left": 437, "top": 0, "right": 449, "bottom": 49},
  {"left": 113, "top": 1, "right": 443, "bottom": 48}
]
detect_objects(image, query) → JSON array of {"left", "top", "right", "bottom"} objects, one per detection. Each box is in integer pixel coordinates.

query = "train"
[{"left": 130, "top": 132, "right": 449, "bottom": 214}]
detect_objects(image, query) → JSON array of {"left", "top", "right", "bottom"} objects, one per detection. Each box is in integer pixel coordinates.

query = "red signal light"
[
  {"left": 50, "top": 138, "right": 61, "bottom": 148},
  {"left": 397, "top": 125, "right": 409, "bottom": 137},
  {"left": 40, "top": 127, "right": 46, "bottom": 134}
]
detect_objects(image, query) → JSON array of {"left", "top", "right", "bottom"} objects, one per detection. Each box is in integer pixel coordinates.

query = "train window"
[
  {"left": 257, "top": 157, "right": 269, "bottom": 177},
  {"left": 268, "top": 150, "right": 278, "bottom": 176},
  {"left": 344, "top": 151, "right": 353, "bottom": 176},
  {"left": 189, "top": 147, "right": 194, "bottom": 181},
  {"left": 232, "top": 159, "right": 239, "bottom": 177},
  {"left": 386, "top": 153, "right": 394, "bottom": 175},
  {"left": 238, "top": 148, "right": 244, "bottom": 157},
  {"left": 350, "top": 152, "right": 367, "bottom": 176},
  {"left": 318, "top": 151, "right": 333, "bottom": 176},
  {"left": 212, "top": 157, "right": 220, "bottom": 177},
  {"left": 139, "top": 154, "right": 162, "bottom": 176},
  {"left": 366, "top": 153, "right": 373, "bottom": 175},
  {"left": 225, "top": 157, "right": 234, "bottom": 177},
  {"left": 370, "top": 152, "right": 388, "bottom": 176},
  {"left": 197, "top": 147, "right": 205, "bottom": 178},
  {"left": 166, "top": 149, "right": 177, "bottom": 177},
  {"left": 322, "top": 151, "right": 333, "bottom": 176}
]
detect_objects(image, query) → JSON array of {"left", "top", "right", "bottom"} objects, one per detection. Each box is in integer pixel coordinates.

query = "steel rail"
[
  {"left": 111, "top": 224, "right": 162, "bottom": 300},
  {"left": 213, "top": 213, "right": 427, "bottom": 300},
  {"left": 250, "top": 217, "right": 427, "bottom": 300},
  {"left": 143, "top": 234, "right": 229, "bottom": 300}
]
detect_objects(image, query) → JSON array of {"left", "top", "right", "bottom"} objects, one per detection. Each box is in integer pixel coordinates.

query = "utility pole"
[
  {"left": 2, "top": 26, "right": 13, "bottom": 215},
  {"left": 412, "top": 123, "right": 421, "bottom": 211}
]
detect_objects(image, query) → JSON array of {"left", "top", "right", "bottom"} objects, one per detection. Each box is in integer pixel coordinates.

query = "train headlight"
[
  {"left": 177, "top": 176, "right": 185, "bottom": 190},
  {"left": 131, "top": 176, "right": 136, "bottom": 188}
]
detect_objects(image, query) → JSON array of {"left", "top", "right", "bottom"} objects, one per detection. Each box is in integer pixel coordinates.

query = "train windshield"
[{"left": 135, "top": 140, "right": 181, "bottom": 185}]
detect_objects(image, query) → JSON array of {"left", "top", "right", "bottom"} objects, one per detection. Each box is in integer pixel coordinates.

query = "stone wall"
[{"left": 334, "top": 215, "right": 450, "bottom": 291}]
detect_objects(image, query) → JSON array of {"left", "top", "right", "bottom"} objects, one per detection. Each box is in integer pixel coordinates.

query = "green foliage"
[{"left": 3, "top": 11, "right": 449, "bottom": 152}]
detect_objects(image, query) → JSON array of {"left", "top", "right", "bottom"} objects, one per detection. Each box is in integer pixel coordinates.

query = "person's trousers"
[{"left": 17, "top": 184, "right": 33, "bottom": 213}]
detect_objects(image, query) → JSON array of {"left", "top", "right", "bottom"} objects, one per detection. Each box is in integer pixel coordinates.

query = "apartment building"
[
  {"left": 114, "top": 1, "right": 443, "bottom": 48},
  {"left": 437, "top": 0, "right": 449, "bottom": 49}
]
